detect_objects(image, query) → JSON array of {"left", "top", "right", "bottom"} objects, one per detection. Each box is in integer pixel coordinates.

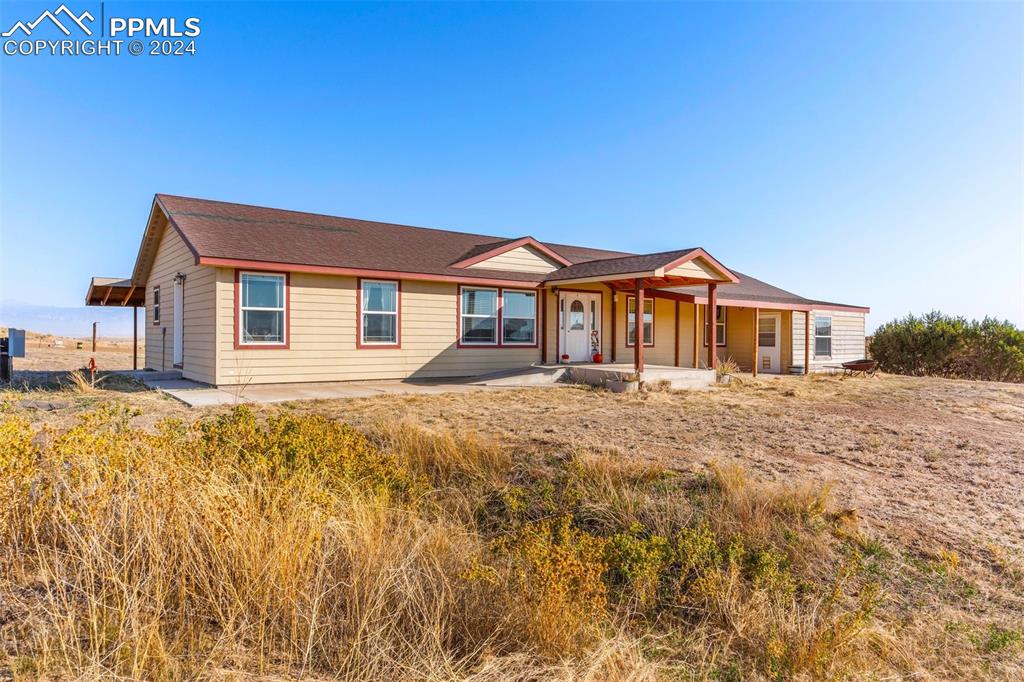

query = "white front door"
[
  {"left": 561, "top": 292, "right": 600, "bottom": 362},
  {"left": 757, "top": 312, "right": 781, "bottom": 373},
  {"left": 172, "top": 277, "right": 184, "bottom": 367}
]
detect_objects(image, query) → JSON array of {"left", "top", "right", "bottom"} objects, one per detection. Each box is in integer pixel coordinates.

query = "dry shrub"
[
  {"left": 371, "top": 420, "right": 513, "bottom": 491},
  {"left": 0, "top": 406, "right": 652, "bottom": 679},
  {"left": 1, "top": 408, "right": 937, "bottom": 680},
  {"left": 64, "top": 368, "right": 95, "bottom": 393},
  {"left": 490, "top": 516, "right": 609, "bottom": 659}
]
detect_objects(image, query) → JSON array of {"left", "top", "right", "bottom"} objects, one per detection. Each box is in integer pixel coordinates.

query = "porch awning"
[
  {"left": 85, "top": 277, "right": 145, "bottom": 306},
  {"left": 542, "top": 248, "right": 739, "bottom": 288}
]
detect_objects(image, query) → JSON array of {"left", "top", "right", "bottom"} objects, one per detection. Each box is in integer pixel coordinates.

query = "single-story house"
[{"left": 86, "top": 194, "right": 869, "bottom": 386}]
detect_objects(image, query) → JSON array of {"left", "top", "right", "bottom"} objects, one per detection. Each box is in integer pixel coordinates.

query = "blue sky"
[{"left": 1, "top": 1, "right": 1022, "bottom": 336}]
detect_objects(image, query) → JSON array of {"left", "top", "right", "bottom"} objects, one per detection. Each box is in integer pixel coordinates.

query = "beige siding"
[
  {"left": 143, "top": 224, "right": 216, "bottom": 383},
  {"left": 714, "top": 307, "right": 793, "bottom": 373},
  {"left": 544, "top": 288, "right": 699, "bottom": 369},
  {"left": 543, "top": 284, "right": 613, "bottom": 362},
  {"left": 215, "top": 272, "right": 542, "bottom": 385},
  {"left": 468, "top": 246, "right": 561, "bottom": 273},
  {"left": 791, "top": 310, "right": 866, "bottom": 369},
  {"left": 666, "top": 257, "right": 721, "bottom": 280},
  {"left": 611, "top": 293, "right": 679, "bottom": 367}
]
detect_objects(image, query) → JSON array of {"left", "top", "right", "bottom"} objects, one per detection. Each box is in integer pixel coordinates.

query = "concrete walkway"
[{"left": 138, "top": 375, "right": 551, "bottom": 407}]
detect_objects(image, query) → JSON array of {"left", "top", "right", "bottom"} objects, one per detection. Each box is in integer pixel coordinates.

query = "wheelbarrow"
[{"left": 840, "top": 359, "right": 878, "bottom": 377}]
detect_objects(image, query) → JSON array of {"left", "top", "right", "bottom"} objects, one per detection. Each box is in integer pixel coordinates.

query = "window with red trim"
[
  {"left": 501, "top": 290, "right": 536, "bottom": 345},
  {"left": 360, "top": 279, "right": 399, "bottom": 346},
  {"left": 459, "top": 286, "right": 537, "bottom": 347},
  {"left": 239, "top": 272, "right": 287, "bottom": 345}
]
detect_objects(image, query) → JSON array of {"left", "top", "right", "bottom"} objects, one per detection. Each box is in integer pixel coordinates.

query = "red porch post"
[
  {"left": 634, "top": 279, "right": 644, "bottom": 373},
  {"left": 804, "top": 311, "right": 810, "bottom": 375},
  {"left": 751, "top": 307, "right": 759, "bottom": 377},
  {"left": 707, "top": 282, "right": 718, "bottom": 369}
]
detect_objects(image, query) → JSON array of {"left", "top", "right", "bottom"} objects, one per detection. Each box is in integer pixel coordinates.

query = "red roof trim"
[
  {"left": 198, "top": 257, "right": 542, "bottom": 288},
  {"left": 451, "top": 236, "right": 572, "bottom": 269},
  {"left": 687, "top": 295, "right": 870, "bottom": 313},
  {"left": 661, "top": 248, "right": 740, "bottom": 283}
]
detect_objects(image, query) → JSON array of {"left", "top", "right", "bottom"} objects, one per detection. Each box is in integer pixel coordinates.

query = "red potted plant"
[
  {"left": 592, "top": 353, "right": 604, "bottom": 363},
  {"left": 560, "top": 353, "right": 570, "bottom": 362}
]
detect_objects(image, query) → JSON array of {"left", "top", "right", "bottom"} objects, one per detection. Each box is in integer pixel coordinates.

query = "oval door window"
[{"left": 569, "top": 300, "right": 585, "bottom": 330}]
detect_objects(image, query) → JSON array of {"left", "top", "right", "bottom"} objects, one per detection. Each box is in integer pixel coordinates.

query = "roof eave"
[{"left": 197, "top": 256, "right": 545, "bottom": 288}]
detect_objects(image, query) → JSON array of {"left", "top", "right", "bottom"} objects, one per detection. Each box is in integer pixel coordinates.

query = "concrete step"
[
  {"left": 567, "top": 365, "right": 715, "bottom": 390},
  {"left": 114, "top": 369, "right": 183, "bottom": 383}
]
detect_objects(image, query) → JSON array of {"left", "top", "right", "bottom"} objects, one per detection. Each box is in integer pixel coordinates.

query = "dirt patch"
[{"left": 268, "top": 375, "right": 1024, "bottom": 565}]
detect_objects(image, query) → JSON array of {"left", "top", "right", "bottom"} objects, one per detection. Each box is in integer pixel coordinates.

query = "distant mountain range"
[{"left": 0, "top": 302, "right": 139, "bottom": 338}]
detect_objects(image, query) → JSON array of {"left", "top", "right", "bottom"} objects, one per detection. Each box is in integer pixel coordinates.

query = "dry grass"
[{"left": 1, "top": 374, "right": 1022, "bottom": 679}]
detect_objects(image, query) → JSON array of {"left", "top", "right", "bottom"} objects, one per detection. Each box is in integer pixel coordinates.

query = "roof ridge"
[{"left": 571, "top": 247, "right": 698, "bottom": 265}]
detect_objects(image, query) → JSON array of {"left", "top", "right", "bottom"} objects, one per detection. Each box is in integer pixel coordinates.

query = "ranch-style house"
[{"left": 86, "top": 194, "right": 869, "bottom": 386}]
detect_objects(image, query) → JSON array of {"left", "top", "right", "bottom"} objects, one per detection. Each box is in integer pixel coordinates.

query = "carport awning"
[{"left": 85, "top": 277, "right": 145, "bottom": 306}]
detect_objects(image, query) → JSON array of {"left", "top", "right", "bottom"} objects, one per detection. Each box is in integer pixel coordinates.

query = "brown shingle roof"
[
  {"left": 666, "top": 272, "right": 868, "bottom": 311},
  {"left": 156, "top": 194, "right": 624, "bottom": 283},
  {"left": 543, "top": 249, "right": 699, "bottom": 282},
  {"left": 142, "top": 194, "right": 866, "bottom": 311}
]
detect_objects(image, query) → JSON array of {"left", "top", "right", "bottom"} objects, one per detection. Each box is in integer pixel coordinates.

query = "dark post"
[
  {"left": 92, "top": 321, "right": 97, "bottom": 352},
  {"left": 132, "top": 306, "right": 138, "bottom": 371}
]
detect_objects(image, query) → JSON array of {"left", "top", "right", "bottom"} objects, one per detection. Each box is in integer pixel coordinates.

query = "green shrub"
[{"left": 869, "top": 312, "right": 1024, "bottom": 382}]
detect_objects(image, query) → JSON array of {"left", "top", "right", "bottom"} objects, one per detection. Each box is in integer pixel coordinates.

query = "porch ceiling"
[{"left": 85, "top": 277, "right": 145, "bottom": 307}]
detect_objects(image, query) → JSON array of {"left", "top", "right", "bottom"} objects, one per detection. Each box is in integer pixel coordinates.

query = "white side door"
[
  {"left": 172, "top": 277, "right": 184, "bottom": 367},
  {"left": 757, "top": 312, "right": 781, "bottom": 373}
]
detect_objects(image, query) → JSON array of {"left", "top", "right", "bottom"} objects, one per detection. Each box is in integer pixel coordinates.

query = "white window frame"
[
  {"left": 459, "top": 286, "right": 499, "bottom": 346},
  {"left": 501, "top": 289, "right": 537, "bottom": 346},
  {"left": 152, "top": 286, "right": 161, "bottom": 325},
  {"left": 626, "top": 296, "right": 654, "bottom": 347},
  {"left": 814, "top": 314, "right": 833, "bottom": 359},
  {"left": 359, "top": 279, "right": 400, "bottom": 346},
  {"left": 704, "top": 305, "right": 727, "bottom": 347},
  {"left": 238, "top": 271, "right": 287, "bottom": 346}
]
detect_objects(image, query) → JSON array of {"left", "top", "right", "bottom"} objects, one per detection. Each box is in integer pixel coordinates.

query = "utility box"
[{"left": 8, "top": 329, "right": 26, "bottom": 358}]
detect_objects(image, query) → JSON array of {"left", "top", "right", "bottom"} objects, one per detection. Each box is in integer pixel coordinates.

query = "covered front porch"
[{"left": 537, "top": 248, "right": 818, "bottom": 377}]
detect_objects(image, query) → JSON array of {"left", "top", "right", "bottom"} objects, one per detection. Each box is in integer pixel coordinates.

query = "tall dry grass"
[
  {"left": 0, "top": 406, "right": 652, "bottom": 679},
  {"left": 3, "top": 404, "right": 1013, "bottom": 679}
]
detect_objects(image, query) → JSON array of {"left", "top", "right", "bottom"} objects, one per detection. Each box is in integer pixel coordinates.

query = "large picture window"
[
  {"left": 239, "top": 272, "right": 287, "bottom": 345},
  {"left": 360, "top": 279, "right": 399, "bottom": 346},
  {"left": 814, "top": 315, "right": 832, "bottom": 358},
  {"left": 502, "top": 290, "right": 536, "bottom": 345},
  {"left": 626, "top": 297, "right": 654, "bottom": 346},
  {"left": 703, "top": 305, "right": 727, "bottom": 346},
  {"left": 460, "top": 287, "right": 499, "bottom": 345},
  {"left": 459, "top": 287, "right": 538, "bottom": 347}
]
